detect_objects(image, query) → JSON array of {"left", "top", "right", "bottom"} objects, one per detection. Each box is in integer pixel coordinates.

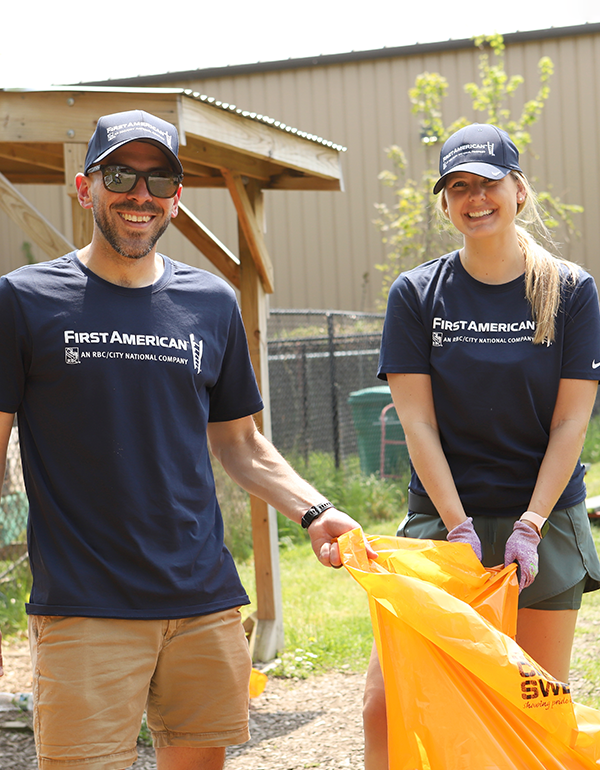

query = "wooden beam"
[
  {"left": 0, "top": 91, "right": 184, "bottom": 146},
  {"left": 222, "top": 169, "right": 273, "bottom": 294},
  {"left": 64, "top": 144, "right": 93, "bottom": 249},
  {"left": 240, "top": 184, "right": 269, "bottom": 402},
  {"left": 63, "top": 143, "right": 87, "bottom": 193},
  {"left": 0, "top": 171, "right": 74, "bottom": 259},
  {"left": 0, "top": 173, "right": 65, "bottom": 185},
  {"left": 0, "top": 143, "right": 64, "bottom": 172},
  {"left": 172, "top": 203, "right": 241, "bottom": 288},
  {"left": 177, "top": 176, "right": 227, "bottom": 189},
  {"left": 238, "top": 182, "right": 283, "bottom": 661},
  {"left": 267, "top": 173, "right": 342, "bottom": 191},
  {"left": 176, "top": 158, "right": 221, "bottom": 179},
  {"left": 179, "top": 138, "right": 275, "bottom": 182}
]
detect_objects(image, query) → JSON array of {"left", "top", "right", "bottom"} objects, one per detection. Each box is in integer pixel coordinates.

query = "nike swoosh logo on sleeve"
[{"left": 593, "top": 361, "right": 600, "bottom": 369}]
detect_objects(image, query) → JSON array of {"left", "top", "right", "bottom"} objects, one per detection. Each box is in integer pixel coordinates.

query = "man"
[{"left": 0, "top": 110, "right": 371, "bottom": 770}]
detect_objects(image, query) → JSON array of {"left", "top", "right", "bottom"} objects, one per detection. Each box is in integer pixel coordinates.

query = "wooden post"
[
  {"left": 238, "top": 179, "right": 284, "bottom": 661},
  {"left": 64, "top": 144, "right": 93, "bottom": 249}
]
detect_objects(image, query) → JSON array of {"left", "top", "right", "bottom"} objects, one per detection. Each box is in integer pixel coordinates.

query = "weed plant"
[
  {"left": 215, "top": 449, "right": 408, "bottom": 559},
  {"left": 0, "top": 558, "right": 32, "bottom": 636},
  {"left": 583, "top": 412, "right": 600, "bottom": 467},
  {"left": 276, "top": 452, "right": 408, "bottom": 547},
  {"left": 212, "top": 457, "right": 254, "bottom": 562},
  {"left": 236, "top": 538, "right": 389, "bottom": 678},
  {"left": 571, "top": 522, "right": 600, "bottom": 709}
]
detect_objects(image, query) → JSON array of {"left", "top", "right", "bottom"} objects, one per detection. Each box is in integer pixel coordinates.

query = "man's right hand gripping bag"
[{"left": 339, "top": 528, "right": 600, "bottom": 769}]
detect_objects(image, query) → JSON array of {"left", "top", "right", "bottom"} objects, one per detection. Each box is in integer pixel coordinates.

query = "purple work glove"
[
  {"left": 446, "top": 517, "right": 482, "bottom": 561},
  {"left": 504, "top": 521, "right": 540, "bottom": 591}
]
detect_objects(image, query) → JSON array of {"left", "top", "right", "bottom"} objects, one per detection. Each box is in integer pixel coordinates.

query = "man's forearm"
[{"left": 212, "top": 424, "right": 327, "bottom": 523}]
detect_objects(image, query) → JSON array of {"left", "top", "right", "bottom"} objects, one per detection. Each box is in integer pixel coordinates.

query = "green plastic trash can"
[{"left": 348, "top": 386, "right": 409, "bottom": 477}]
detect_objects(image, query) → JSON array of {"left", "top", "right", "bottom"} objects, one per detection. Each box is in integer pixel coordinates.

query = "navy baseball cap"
[
  {"left": 433, "top": 123, "right": 521, "bottom": 194},
  {"left": 84, "top": 110, "right": 183, "bottom": 175}
]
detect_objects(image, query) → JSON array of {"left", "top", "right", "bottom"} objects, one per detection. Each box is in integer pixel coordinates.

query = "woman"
[{"left": 363, "top": 123, "right": 600, "bottom": 769}]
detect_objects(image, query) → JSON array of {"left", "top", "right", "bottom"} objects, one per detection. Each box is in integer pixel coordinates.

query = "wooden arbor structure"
[{"left": 0, "top": 87, "right": 345, "bottom": 660}]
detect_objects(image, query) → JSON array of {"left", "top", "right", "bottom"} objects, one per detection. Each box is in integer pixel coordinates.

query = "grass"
[
  {"left": 237, "top": 543, "right": 371, "bottom": 676},
  {"left": 237, "top": 537, "right": 385, "bottom": 678},
  {"left": 582, "top": 412, "right": 600, "bottom": 467},
  {"left": 233, "top": 451, "right": 405, "bottom": 678},
  {"left": 570, "top": 522, "right": 600, "bottom": 708}
]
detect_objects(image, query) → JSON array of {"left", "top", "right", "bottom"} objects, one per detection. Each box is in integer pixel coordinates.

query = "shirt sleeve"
[
  {"left": 560, "top": 272, "right": 600, "bottom": 380},
  {"left": 207, "top": 301, "right": 264, "bottom": 422},
  {"left": 377, "top": 272, "right": 432, "bottom": 380},
  {"left": 0, "top": 277, "right": 29, "bottom": 413}
]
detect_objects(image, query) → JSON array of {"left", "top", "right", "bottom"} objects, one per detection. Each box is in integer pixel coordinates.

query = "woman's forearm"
[
  {"left": 527, "top": 378, "right": 597, "bottom": 518},
  {"left": 388, "top": 373, "right": 467, "bottom": 531}
]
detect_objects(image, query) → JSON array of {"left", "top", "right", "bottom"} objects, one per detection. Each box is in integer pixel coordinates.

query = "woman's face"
[{"left": 442, "top": 171, "right": 525, "bottom": 243}]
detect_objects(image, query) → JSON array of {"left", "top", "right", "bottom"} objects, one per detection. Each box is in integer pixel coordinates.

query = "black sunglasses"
[{"left": 87, "top": 164, "right": 183, "bottom": 199}]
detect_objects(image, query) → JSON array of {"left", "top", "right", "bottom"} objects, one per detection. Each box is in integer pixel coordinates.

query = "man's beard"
[{"left": 92, "top": 199, "right": 172, "bottom": 259}]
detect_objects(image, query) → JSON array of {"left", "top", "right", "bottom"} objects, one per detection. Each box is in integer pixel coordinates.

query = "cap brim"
[{"left": 433, "top": 162, "right": 512, "bottom": 194}]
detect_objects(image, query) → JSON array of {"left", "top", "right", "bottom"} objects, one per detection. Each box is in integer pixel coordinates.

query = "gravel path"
[
  {"left": 0, "top": 638, "right": 365, "bottom": 770},
  {"left": 1, "top": 630, "right": 598, "bottom": 770}
]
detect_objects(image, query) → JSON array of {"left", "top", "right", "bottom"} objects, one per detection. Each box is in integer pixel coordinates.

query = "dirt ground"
[
  {"left": 0, "top": 632, "right": 598, "bottom": 770},
  {"left": 0, "top": 637, "right": 365, "bottom": 770}
]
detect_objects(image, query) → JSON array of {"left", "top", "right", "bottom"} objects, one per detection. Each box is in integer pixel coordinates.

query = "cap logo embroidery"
[
  {"left": 441, "top": 142, "right": 497, "bottom": 170},
  {"left": 106, "top": 121, "right": 173, "bottom": 148}
]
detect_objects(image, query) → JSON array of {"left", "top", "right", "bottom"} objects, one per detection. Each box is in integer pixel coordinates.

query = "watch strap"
[
  {"left": 519, "top": 511, "right": 549, "bottom": 538},
  {"left": 301, "top": 501, "right": 334, "bottom": 529}
]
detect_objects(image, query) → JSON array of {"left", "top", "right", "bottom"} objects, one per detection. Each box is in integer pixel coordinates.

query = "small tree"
[{"left": 373, "top": 34, "right": 583, "bottom": 305}]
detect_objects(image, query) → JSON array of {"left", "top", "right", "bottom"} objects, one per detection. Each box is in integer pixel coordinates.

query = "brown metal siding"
[
  {"left": 167, "top": 31, "right": 600, "bottom": 310},
  {"left": 2, "top": 29, "right": 599, "bottom": 310}
]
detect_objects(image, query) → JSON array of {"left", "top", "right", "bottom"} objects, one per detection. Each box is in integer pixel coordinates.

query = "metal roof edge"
[
  {"left": 0, "top": 86, "right": 347, "bottom": 154},
  {"left": 73, "top": 22, "right": 600, "bottom": 87}
]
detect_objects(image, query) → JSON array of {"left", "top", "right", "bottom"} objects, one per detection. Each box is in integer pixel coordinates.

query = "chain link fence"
[
  {"left": 1, "top": 310, "right": 397, "bottom": 569},
  {"left": 268, "top": 310, "right": 389, "bottom": 467},
  {"left": 0, "top": 423, "right": 28, "bottom": 578}
]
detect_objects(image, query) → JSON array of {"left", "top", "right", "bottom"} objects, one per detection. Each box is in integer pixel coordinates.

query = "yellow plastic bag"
[
  {"left": 249, "top": 667, "right": 268, "bottom": 698},
  {"left": 339, "top": 528, "right": 600, "bottom": 770}
]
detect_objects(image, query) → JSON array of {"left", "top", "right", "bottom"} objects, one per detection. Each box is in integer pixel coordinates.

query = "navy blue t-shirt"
[
  {"left": 0, "top": 253, "right": 263, "bottom": 618},
  {"left": 378, "top": 251, "right": 600, "bottom": 516}
]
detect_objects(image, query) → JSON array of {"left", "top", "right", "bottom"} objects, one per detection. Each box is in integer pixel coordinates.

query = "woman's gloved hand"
[
  {"left": 446, "top": 517, "right": 482, "bottom": 561},
  {"left": 504, "top": 521, "right": 541, "bottom": 591}
]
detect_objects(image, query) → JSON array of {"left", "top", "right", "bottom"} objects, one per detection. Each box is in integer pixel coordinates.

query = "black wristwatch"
[{"left": 301, "top": 501, "right": 334, "bottom": 529}]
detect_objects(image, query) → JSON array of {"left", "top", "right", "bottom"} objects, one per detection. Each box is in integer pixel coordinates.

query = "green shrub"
[
  {"left": 288, "top": 452, "right": 408, "bottom": 520},
  {"left": 0, "top": 558, "right": 32, "bottom": 636},
  {"left": 215, "top": 449, "right": 408, "bottom": 560},
  {"left": 582, "top": 413, "right": 600, "bottom": 466}
]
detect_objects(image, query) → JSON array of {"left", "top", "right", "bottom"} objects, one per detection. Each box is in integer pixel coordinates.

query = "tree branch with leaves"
[{"left": 373, "top": 34, "right": 583, "bottom": 306}]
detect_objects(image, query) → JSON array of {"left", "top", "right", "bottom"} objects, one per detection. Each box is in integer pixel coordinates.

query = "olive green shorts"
[{"left": 397, "top": 501, "right": 600, "bottom": 610}]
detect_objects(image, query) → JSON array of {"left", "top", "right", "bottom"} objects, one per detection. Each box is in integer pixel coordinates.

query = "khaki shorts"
[{"left": 28, "top": 608, "right": 252, "bottom": 770}]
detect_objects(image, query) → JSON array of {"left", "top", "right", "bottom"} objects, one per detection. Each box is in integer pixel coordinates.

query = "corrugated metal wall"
[{"left": 3, "top": 27, "right": 599, "bottom": 311}]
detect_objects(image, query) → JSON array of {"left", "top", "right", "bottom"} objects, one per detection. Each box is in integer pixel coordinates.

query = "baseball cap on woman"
[{"left": 433, "top": 123, "right": 521, "bottom": 194}]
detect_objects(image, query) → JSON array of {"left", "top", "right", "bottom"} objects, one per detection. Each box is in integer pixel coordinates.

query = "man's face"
[{"left": 87, "top": 142, "right": 182, "bottom": 260}]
